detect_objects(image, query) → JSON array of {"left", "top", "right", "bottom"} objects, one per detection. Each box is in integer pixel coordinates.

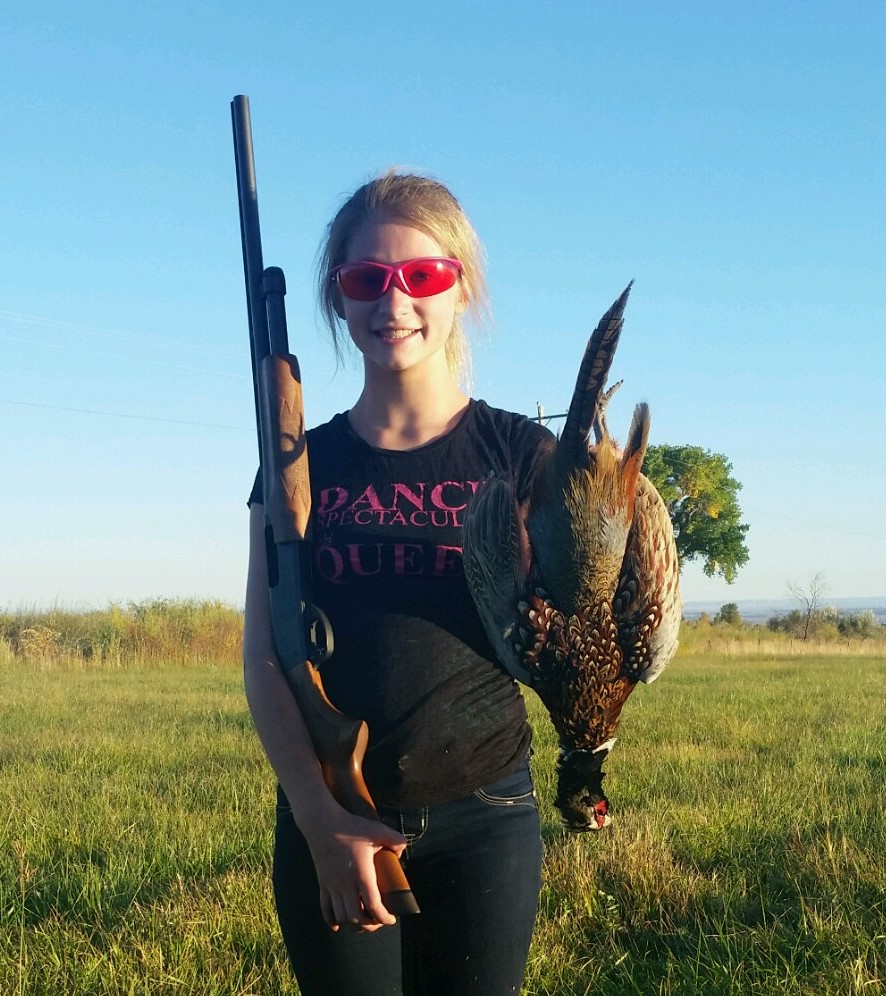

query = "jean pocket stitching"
[
  {"left": 401, "top": 807, "right": 428, "bottom": 846},
  {"left": 472, "top": 786, "right": 537, "bottom": 808}
]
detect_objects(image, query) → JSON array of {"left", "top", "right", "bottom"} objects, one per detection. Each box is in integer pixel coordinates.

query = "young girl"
[{"left": 243, "top": 172, "right": 553, "bottom": 996}]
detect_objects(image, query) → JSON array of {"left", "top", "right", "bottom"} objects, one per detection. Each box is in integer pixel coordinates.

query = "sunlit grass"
[
  {"left": 2, "top": 663, "right": 294, "bottom": 995},
  {"left": 1, "top": 609, "right": 884, "bottom": 994},
  {"left": 524, "top": 655, "right": 886, "bottom": 995}
]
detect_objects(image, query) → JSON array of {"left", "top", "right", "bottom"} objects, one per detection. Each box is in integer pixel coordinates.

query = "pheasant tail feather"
[{"left": 560, "top": 281, "right": 633, "bottom": 461}]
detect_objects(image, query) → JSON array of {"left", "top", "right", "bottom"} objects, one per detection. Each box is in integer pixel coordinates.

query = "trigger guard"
[{"left": 304, "top": 602, "right": 334, "bottom": 665}]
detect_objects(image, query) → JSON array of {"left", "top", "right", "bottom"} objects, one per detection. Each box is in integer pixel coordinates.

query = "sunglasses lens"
[
  {"left": 334, "top": 258, "right": 461, "bottom": 301},
  {"left": 401, "top": 259, "right": 460, "bottom": 298},
  {"left": 336, "top": 263, "right": 389, "bottom": 301}
]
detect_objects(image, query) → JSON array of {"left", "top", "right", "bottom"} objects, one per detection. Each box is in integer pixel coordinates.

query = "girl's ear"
[
  {"left": 332, "top": 287, "right": 346, "bottom": 319},
  {"left": 455, "top": 282, "right": 469, "bottom": 315}
]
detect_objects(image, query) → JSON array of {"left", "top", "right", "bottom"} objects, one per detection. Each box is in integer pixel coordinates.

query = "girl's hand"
[{"left": 302, "top": 809, "right": 408, "bottom": 932}]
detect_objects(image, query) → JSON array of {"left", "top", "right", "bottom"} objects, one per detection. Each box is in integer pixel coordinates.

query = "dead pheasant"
[{"left": 463, "top": 284, "right": 681, "bottom": 831}]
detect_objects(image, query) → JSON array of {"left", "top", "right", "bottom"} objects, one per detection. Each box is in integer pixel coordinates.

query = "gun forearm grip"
[{"left": 259, "top": 353, "right": 311, "bottom": 544}]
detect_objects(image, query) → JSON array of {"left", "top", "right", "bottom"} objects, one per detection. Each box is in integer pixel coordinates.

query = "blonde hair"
[{"left": 316, "top": 172, "right": 489, "bottom": 386}]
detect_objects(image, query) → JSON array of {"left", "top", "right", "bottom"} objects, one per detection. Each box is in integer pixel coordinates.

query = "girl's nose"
[{"left": 375, "top": 283, "right": 413, "bottom": 315}]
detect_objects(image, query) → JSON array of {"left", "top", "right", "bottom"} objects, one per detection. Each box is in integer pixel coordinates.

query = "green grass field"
[{"left": 2, "top": 635, "right": 884, "bottom": 994}]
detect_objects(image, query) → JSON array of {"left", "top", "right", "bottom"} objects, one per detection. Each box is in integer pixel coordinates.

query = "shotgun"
[{"left": 230, "top": 94, "right": 419, "bottom": 918}]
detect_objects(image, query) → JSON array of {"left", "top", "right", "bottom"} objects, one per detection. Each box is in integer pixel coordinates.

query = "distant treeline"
[
  {"left": 1, "top": 598, "right": 883, "bottom": 669},
  {"left": 684, "top": 598, "right": 886, "bottom": 625},
  {"left": 692, "top": 601, "right": 881, "bottom": 637}
]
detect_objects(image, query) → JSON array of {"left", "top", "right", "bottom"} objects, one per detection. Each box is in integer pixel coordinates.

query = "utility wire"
[
  {"left": 0, "top": 309, "right": 242, "bottom": 360},
  {"left": 0, "top": 334, "right": 248, "bottom": 381},
  {"left": 0, "top": 398, "right": 248, "bottom": 431}
]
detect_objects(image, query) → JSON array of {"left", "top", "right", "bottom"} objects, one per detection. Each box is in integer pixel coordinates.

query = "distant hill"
[{"left": 683, "top": 596, "right": 886, "bottom": 625}]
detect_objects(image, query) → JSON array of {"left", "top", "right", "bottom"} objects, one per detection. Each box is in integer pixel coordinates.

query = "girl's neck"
[{"left": 348, "top": 367, "right": 470, "bottom": 451}]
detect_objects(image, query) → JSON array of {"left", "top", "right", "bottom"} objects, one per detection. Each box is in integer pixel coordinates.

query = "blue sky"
[{"left": 2, "top": 1, "right": 884, "bottom": 610}]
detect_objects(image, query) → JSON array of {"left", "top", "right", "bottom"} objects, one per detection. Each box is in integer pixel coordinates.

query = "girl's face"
[{"left": 339, "top": 218, "right": 465, "bottom": 380}]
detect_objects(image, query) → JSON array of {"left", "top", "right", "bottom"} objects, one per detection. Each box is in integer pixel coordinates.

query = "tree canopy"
[{"left": 642, "top": 444, "right": 750, "bottom": 583}]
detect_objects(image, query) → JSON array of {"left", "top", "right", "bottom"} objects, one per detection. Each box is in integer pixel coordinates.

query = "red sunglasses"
[{"left": 331, "top": 257, "right": 463, "bottom": 301}]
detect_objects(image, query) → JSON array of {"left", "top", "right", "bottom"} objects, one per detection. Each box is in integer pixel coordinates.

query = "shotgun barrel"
[{"left": 231, "top": 94, "right": 419, "bottom": 918}]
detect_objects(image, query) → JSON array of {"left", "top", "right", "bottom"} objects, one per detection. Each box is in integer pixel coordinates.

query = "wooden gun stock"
[
  {"left": 290, "top": 663, "right": 419, "bottom": 915},
  {"left": 231, "top": 94, "right": 418, "bottom": 918}
]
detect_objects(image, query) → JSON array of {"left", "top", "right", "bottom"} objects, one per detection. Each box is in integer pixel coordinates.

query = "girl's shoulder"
[
  {"left": 470, "top": 399, "right": 556, "bottom": 452},
  {"left": 468, "top": 400, "right": 555, "bottom": 497}
]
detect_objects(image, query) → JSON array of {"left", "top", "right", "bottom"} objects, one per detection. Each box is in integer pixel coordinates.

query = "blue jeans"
[{"left": 273, "top": 760, "right": 543, "bottom": 996}]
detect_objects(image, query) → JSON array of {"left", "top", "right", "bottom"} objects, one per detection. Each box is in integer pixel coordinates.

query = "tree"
[
  {"left": 642, "top": 445, "right": 750, "bottom": 583},
  {"left": 788, "top": 572, "right": 827, "bottom": 640},
  {"left": 715, "top": 602, "right": 741, "bottom": 625}
]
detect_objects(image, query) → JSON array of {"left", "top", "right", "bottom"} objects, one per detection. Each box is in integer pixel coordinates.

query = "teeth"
[{"left": 376, "top": 328, "right": 418, "bottom": 340}]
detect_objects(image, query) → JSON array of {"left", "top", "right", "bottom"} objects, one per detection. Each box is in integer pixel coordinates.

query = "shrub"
[
  {"left": 0, "top": 600, "right": 243, "bottom": 667},
  {"left": 714, "top": 603, "right": 741, "bottom": 625},
  {"left": 836, "top": 609, "right": 878, "bottom": 639}
]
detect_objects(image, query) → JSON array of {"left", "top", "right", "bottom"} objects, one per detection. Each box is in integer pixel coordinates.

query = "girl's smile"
[{"left": 372, "top": 326, "right": 421, "bottom": 341}]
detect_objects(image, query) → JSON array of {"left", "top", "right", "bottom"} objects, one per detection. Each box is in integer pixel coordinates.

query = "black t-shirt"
[{"left": 250, "top": 399, "right": 553, "bottom": 807}]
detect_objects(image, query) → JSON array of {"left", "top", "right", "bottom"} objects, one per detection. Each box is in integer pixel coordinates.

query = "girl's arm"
[{"left": 243, "top": 503, "right": 407, "bottom": 931}]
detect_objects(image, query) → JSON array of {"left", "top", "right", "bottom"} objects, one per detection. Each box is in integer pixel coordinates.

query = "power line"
[
  {"left": 0, "top": 398, "right": 249, "bottom": 431},
  {"left": 0, "top": 333, "right": 249, "bottom": 381},
  {"left": 0, "top": 309, "right": 242, "bottom": 361}
]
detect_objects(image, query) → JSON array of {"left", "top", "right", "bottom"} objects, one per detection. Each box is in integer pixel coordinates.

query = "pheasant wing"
[
  {"left": 614, "top": 473, "right": 681, "bottom": 683},
  {"left": 462, "top": 476, "right": 534, "bottom": 684}
]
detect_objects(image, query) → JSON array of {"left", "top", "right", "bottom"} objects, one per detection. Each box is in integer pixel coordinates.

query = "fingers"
[
  {"left": 307, "top": 812, "right": 409, "bottom": 932},
  {"left": 317, "top": 844, "right": 404, "bottom": 932},
  {"left": 319, "top": 890, "right": 340, "bottom": 932},
  {"left": 320, "top": 880, "right": 398, "bottom": 933},
  {"left": 373, "top": 823, "right": 408, "bottom": 858},
  {"left": 356, "top": 856, "right": 399, "bottom": 928}
]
